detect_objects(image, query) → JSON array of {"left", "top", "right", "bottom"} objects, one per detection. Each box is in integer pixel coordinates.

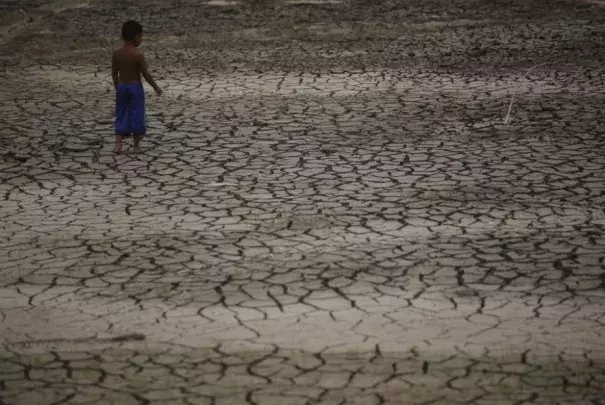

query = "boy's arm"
[
  {"left": 111, "top": 52, "right": 119, "bottom": 90},
  {"left": 139, "top": 53, "right": 162, "bottom": 95}
]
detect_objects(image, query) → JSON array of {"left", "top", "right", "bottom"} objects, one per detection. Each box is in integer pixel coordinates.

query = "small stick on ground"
[{"left": 503, "top": 60, "right": 558, "bottom": 124}]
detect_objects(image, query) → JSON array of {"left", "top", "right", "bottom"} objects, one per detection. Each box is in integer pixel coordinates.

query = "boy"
[{"left": 112, "top": 20, "right": 162, "bottom": 154}]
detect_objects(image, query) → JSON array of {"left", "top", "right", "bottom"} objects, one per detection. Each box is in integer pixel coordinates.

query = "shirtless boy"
[{"left": 112, "top": 20, "right": 162, "bottom": 154}]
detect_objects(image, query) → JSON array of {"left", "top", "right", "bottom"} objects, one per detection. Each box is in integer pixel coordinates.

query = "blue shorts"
[{"left": 115, "top": 82, "right": 146, "bottom": 136}]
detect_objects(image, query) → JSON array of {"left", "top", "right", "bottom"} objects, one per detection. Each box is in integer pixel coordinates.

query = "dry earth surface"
[{"left": 2, "top": 0, "right": 605, "bottom": 404}]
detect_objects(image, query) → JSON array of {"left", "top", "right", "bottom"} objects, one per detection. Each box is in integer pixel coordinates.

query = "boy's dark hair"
[{"left": 122, "top": 20, "right": 143, "bottom": 41}]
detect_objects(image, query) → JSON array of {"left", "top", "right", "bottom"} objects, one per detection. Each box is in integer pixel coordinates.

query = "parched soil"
[
  {"left": 1, "top": 0, "right": 605, "bottom": 71},
  {"left": 1, "top": 1, "right": 605, "bottom": 405}
]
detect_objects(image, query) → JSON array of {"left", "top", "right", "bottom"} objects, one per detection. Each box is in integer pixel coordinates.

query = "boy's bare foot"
[
  {"left": 132, "top": 146, "right": 143, "bottom": 154},
  {"left": 115, "top": 135, "right": 124, "bottom": 155}
]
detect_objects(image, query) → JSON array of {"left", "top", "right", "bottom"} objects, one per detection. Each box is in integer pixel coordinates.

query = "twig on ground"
[{"left": 503, "top": 60, "right": 559, "bottom": 124}]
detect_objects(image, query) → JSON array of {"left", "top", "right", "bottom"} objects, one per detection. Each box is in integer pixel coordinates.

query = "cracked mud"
[{"left": 1, "top": 0, "right": 605, "bottom": 404}]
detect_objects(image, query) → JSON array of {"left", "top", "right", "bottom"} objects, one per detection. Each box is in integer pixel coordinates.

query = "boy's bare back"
[
  {"left": 113, "top": 46, "right": 143, "bottom": 84},
  {"left": 112, "top": 45, "right": 161, "bottom": 94}
]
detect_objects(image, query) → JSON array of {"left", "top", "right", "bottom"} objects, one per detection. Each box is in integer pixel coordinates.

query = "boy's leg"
[
  {"left": 132, "top": 84, "right": 145, "bottom": 154},
  {"left": 115, "top": 85, "right": 126, "bottom": 155},
  {"left": 115, "top": 134, "right": 124, "bottom": 154},
  {"left": 133, "top": 134, "right": 142, "bottom": 154}
]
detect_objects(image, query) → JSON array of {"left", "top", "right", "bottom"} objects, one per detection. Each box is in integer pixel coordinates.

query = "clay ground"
[{"left": 2, "top": 0, "right": 605, "bottom": 404}]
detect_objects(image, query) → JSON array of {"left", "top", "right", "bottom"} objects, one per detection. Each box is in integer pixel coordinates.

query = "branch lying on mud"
[{"left": 503, "top": 60, "right": 559, "bottom": 124}]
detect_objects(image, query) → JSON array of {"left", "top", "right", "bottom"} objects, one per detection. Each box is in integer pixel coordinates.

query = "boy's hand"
[{"left": 154, "top": 86, "right": 163, "bottom": 96}]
